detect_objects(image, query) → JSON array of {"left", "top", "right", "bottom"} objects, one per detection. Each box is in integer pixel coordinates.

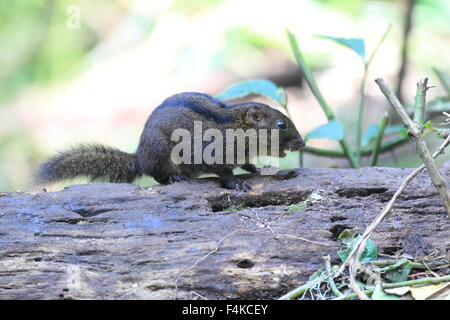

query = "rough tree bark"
[{"left": 0, "top": 167, "right": 449, "bottom": 300}]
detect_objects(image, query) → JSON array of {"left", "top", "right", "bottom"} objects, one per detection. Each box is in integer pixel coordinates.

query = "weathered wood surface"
[{"left": 0, "top": 167, "right": 449, "bottom": 299}]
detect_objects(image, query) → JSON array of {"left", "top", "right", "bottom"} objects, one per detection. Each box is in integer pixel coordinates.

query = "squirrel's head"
[{"left": 237, "top": 102, "right": 305, "bottom": 157}]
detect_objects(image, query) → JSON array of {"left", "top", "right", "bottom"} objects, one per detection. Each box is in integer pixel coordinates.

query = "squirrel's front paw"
[{"left": 221, "top": 178, "right": 252, "bottom": 192}]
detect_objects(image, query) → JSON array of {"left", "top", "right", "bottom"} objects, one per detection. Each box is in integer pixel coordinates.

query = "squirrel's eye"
[{"left": 276, "top": 120, "right": 287, "bottom": 130}]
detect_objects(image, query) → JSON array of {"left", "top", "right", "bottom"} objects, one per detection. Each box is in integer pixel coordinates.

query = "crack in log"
[
  {"left": 336, "top": 187, "right": 388, "bottom": 198},
  {"left": 207, "top": 190, "right": 312, "bottom": 212}
]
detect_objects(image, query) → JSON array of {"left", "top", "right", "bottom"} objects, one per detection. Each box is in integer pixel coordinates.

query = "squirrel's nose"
[{"left": 297, "top": 135, "right": 306, "bottom": 148}]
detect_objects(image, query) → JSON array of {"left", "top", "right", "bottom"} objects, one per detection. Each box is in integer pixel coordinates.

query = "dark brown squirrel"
[{"left": 35, "top": 92, "right": 305, "bottom": 190}]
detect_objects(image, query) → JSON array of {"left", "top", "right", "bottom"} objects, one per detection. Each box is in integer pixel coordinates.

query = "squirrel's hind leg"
[{"left": 137, "top": 129, "right": 179, "bottom": 184}]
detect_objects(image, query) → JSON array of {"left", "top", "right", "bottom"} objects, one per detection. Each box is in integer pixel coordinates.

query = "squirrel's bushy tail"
[{"left": 35, "top": 144, "right": 141, "bottom": 184}]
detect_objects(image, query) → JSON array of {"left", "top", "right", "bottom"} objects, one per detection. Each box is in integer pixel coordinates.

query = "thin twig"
[
  {"left": 249, "top": 208, "right": 329, "bottom": 246},
  {"left": 324, "top": 255, "right": 343, "bottom": 298},
  {"left": 348, "top": 262, "right": 370, "bottom": 300},
  {"left": 175, "top": 229, "right": 241, "bottom": 297}
]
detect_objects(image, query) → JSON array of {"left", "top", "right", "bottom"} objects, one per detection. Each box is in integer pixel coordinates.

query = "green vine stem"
[
  {"left": 356, "top": 24, "right": 392, "bottom": 164},
  {"left": 324, "top": 255, "right": 344, "bottom": 298},
  {"left": 370, "top": 112, "right": 389, "bottom": 166},
  {"left": 369, "top": 259, "right": 448, "bottom": 270},
  {"left": 287, "top": 30, "right": 359, "bottom": 168},
  {"left": 303, "top": 134, "right": 408, "bottom": 158},
  {"left": 334, "top": 274, "right": 450, "bottom": 300},
  {"left": 278, "top": 275, "right": 326, "bottom": 300},
  {"left": 413, "top": 78, "right": 428, "bottom": 125}
]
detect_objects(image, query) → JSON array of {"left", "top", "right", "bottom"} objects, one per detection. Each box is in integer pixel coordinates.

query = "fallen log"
[{"left": 0, "top": 166, "right": 449, "bottom": 299}]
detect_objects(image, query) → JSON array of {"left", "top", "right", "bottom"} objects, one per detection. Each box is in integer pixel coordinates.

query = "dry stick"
[
  {"left": 324, "top": 255, "right": 343, "bottom": 298},
  {"left": 349, "top": 260, "right": 370, "bottom": 300},
  {"left": 376, "top": 77, "right": 450, "bottom": 215}
]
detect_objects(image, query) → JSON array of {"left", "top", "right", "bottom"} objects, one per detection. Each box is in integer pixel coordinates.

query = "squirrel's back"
[{"left": 34, "top": 92, "right": 230, "bottom": 186}]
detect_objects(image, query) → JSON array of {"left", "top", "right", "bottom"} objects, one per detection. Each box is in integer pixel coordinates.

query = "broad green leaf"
[
  {"left": 383, "top": 262, "right": 412, "bottom": 283},
  {"left": 372, "top": 283, "right": 401, "bottom": 300},
  {"left": 317, "top": 35, "right": 366, "bottom": 60},
  {"left": 428, "top": 97, "right": 450, "bottom": 112},
  {"left": 216, "top": 79, "right": 286, "bottom": 107},
  {"left": 305, "top": 120, "right": 344, "bottom": 141},
  {"left": 385, "top": 125, "right": 408, "bottom": 138},
  {"left": 361, "top": 239, "right": 378, "bottom": 262},
  {"left": 337, "top": 229, "right": 358, "bottom": 245},
  {"left": 362, "top": 124, "right": 380, "bottom": 147},
  {"left": 337, "top": 232, "right": 378, "bottom": 263}
]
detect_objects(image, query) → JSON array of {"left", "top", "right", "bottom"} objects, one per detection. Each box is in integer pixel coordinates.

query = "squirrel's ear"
[{"left": 244, "top": 106, "right": 264, "bottom": 125}]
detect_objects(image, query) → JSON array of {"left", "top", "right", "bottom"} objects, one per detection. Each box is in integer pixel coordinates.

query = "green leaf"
[
  {"left": 337, "top": 230, "right": 378, "bottom": 263},
  {"left": 428, "top": 97, "right": 450, "bottom": 112},
  {"left": 216, "top": 79, "right": 286, "bottom": 107},
  {"left": 338, "top": 238, "right": 378, "bottom": 263},
  {"left": 362, "top": 124, "right": 408, "bottom": 140},
  {"left": 361, "top": 239, "right": 378, "bottom": 263},
  {"left": 371, "top": 283, "right": 401, "bottom": 300},
  {"left": 362, "top": 124, "right": 380, "bottom": 147},
  {"left": 337, "top": 229, "right": 358, "bottom": 245},
  {"left": 317, "top": 35, "right": 366, "bottom": 60},
  {"left": 305, "top": 120, "right": 344, "bottom": 141},
  {"left": 285, "top": 202, "right": 307, "bottom": 214},
  {"left": 385, "top": 125, "right": 408, "bottom": 139},
  {"left": 383, "top": 262, "right": 412, "bottom": 283}
]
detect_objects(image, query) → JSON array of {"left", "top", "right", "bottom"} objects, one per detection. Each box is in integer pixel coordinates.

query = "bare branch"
[{"left": 375, "top": 77, "right": 450, "bottom": 215}]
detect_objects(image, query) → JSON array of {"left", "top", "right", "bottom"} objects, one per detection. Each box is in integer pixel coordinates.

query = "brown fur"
[{"left": 36, "top": 92, "right": 305, "bottom": 190}]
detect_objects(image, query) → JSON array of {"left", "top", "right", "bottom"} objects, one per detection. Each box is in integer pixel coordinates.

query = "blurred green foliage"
[{"left": 0, "top": 0, "right": 98, "bottom": 103}]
